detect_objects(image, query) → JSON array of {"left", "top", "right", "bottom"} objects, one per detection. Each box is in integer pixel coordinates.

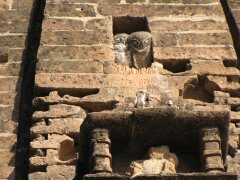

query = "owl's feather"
[
  {"left": 127, "top": 31, "right": 152, "bottom": 69},
  {"left": 114, "top": 33, "right": 133, "bottom": 67}
]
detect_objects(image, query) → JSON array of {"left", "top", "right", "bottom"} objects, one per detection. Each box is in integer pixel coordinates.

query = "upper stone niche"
[{"left": 113, "top": 16, "right": 154, "bottom": 69}]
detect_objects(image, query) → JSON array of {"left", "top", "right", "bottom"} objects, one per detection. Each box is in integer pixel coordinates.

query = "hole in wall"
[
  {"left": 183, "top": 76, "right": 214, "bottom": 103},
  {"left": 0, "top": 53, "right": 8, "bottom": 63},
  {"left": 113, "top": 16, "right": 150, "bottom": 35},
  {"left": 161, "top": 59, "right": 191, "bottom": 73},
  {"left": 223, "top": 59, "right": 237, "bottom": 67}
]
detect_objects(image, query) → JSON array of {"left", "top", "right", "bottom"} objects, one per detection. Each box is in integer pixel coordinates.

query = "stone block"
[
  {"left": 45, "top": 4, "right": 96, "bottom": 17},
  {"left": 0, "top": 62, "right": 22, "bottom": 76},
  {"left": 154, "top": 47, "right": 237, "bottom": 61},
  {"left": 231, "top": 112, "right": 240, "bottom": 123},
  {"left": 0, "top": 34, "right": 26, "bottom": 48},
  {"left": 28, "top": 172, "right": 48, "bottom": 180},
  {"left": 38, "top": 45, "right": 115, "bottom": 62},
  {"left": 0, "top": 150, "right": 15, "bottom": 165},
  {"left": 0, "top": 105, "right": 18, "bottom": 122},
  {"left": 97, "top": 4, "right": 223, "bottom": 17},
  {"left": 0, "top": 133, "right": 17, "bottom": 150},
  {"left": 41, "top": 31, "right": 113, "bottom": 45},
  {"left": 0, "top": 165, "right": 15, "bottom": 179},
  {"left": 36, "top": 60, "right": 103, "bottom": 73},
  {"left": 30, "top": 118, "right": 83, "bottom": 140},
  {"left": 32, "top": 104, "right": 86, "bottom": 121},
  {"left": 0, "top": 92, "right": 19, "bottom": 106},
  {"left": 35, "top": 73, "right": 168, "bottom": 91},
  {"left": 85, "top": 17, "right": 112, "bottom": 31},
  {"left": 149, "top": 0, "right": 219, "bottom": 3},
  {"left": 47, "top": 165, "right": 76, "bottom": 180},
  {"left": 0, "top": 21, "right": 29, "bottom": 33},
  {"left": 0, "top": 9, "right": 31, "bottom": 22},
  {"left": 178, "top": 32, "right": 233, "bottom": 46},
  {"left": 152, "top": 32, "right": 177, "bottom": 47},
  {"left": 149, "top": 19, "right": 228, "bottom": 32},
  {"left": 46, "top": 0, "right": 120, "bottom": 3},
  {"left": 8, "top": 48, "right": 24, "bottom": 62},
  {"left": 42, "top": 18, "right": 84, "bottom": 31},
  {"left": 190, "top": 60, "right": 240, "bottom": 76}
]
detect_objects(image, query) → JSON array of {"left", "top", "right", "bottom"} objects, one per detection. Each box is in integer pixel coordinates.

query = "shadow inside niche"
[{"left": 182, "top": 76, "right": 214, "bottom": 103}]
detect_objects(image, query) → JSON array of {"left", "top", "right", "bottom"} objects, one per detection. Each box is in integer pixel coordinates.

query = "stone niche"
[{"left": 77, "top": 107, "right": 237, "bottom": 180}]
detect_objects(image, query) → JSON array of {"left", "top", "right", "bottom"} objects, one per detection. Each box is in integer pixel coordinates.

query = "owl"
[
  {"left": 113, "top": 33, "right": 133, "bottom": 67},
  {"left": 127, "top": 31, "right": 152, "bottom": 69}
]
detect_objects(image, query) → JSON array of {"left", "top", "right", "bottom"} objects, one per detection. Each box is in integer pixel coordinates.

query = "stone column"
[
  {"left": 90, "top": 128, "right": 112, "bottom": 173},
  {"left": 200, "top": 127, "right": 224, "bottom": 172}
]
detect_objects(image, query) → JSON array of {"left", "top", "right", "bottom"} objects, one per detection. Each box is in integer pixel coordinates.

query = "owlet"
[
  {"left": 127, "top": 31, "right": 152, "bottom": 69},
  {"left": 113, "top": 33, "right": 133, "bottom": 67}
]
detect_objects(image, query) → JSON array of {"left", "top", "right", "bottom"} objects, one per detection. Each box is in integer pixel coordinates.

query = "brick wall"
[
  {"left": 28, "top": 0, "right": 240, "bottom": 179},
  {"left": 1, "top": 0, "right": 240, "bottom": 179},
  {"left": 0, "top": 0, "right": 33, "bottom": 179}
]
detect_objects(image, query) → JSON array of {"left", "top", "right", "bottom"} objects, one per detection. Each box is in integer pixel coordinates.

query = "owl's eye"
[
  {"left": 131, "top": 39, "right": 140, "bottom": 48},
  {"left": 143, "top": 38, "right": 151, "bottom": 46}
]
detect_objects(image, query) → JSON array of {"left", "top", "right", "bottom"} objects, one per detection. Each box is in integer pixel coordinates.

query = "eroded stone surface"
[{"left": 126, "top": 146, "right": 178, "bottom": 178}]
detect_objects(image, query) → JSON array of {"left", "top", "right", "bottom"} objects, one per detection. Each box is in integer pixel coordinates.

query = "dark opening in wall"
[
  {"left": 183, "top": 76, "right": 214, "bottom": 103},
  {"left": 113, "top": 16, "right": 150, "bottom": 35},
  {"left": 0, "top": 53, "right": 8, "bottom": 63},
  {"left": 223, "top": 59, "right": 237, "bottom": 67},
  {"left": 162, "top": 59, "right": 191, "bottom": 73}
]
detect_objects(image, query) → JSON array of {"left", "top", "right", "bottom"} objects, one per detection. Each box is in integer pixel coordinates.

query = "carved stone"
[
  {"left": 90, "top": 128, "right": 112, "bottom": 173},
  {"left": 126, "top": 146, "right": 178, "bottom": 178},
  {"left": 200, "top": 127, "right": 224, "bottom": 173}
]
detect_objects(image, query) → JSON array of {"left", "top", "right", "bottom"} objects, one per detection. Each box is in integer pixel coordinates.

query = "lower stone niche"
[{"left": 77, "top": 107, "right": 237, "bottom": 179}]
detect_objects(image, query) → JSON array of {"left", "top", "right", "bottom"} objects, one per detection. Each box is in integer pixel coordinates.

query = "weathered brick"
[
  {"left": 12, "top": 0, "right": 33, "bottom": 9},
  {"left": 0, "top": 62, "right": 22, "bottom": 76},
  {"left": 8, "top": 48, "right": 24, "bottom": 62},
  {"left": 0, "top": 106, "right": 19, "bottom": 123},
  {"left": 0, "top": 77, "right": 20, "bottom": 91},
  {"left": 30, "top": 118, "right": 83, "bottom": 139},
  {"left": 0, "top": 9, "right": 30, "bottom": 22},
  {"left": 0, "top": 92, "right": 19, "bottom": 106},
  {"left": 149, "top": 20, "right": 228, "bottom": 32},
  {"left": 0, "top": 21, "right": 29, "bottom": 33},
  {"left": 35, "top": 73, "right": 168, "bottom": 90},
  {"left": 38, "top": 46, "right": 115, "bottom": 61},
  {"left": 0, "top": 34, "right": 26, "bottom": 48},
  {"left": 127, "top": 0, "right": 145, "bottom": 3},
  {"left": 0, "top": 165, "right": 15, "bottom": 179},
  {"left": 190, "top": 60, "right": 239, "bottom": 76},
  {"left": 153, "top": 33, "right": 177, "bottom": 47},
  {"left": 97, "top": 4, "right": 224, "bottom": 17},
  {"left": 178, "top": 32, "right": 233, "bottom": 46},
  {"left": 45, "top": 4, "right": 96, "bottom": 17},
  {"left": 41, "top": 31, "right": 113, "bottom": 45},
  {"left": 46, "top": 0, "right": 121, "bottom": 3},
  {"left": 29, "top": 172, "right": 48, "bottom": 180},
  {"left": 0, "top": 0, "right": 10, "bottom": 10},
  {"left": 47, "top": 165, "right": 76, "bottom": 179},
  {"left": 0, "top": 120, "right": 17, "bottom": 133},
  {"left": 85, "top": 17, "right": 112, "bottom": 31},
  {"left": 0, "top": 150, "right": 15, "bottom": 165},
  {"left": 154, "top": 47, "right": 237, "bottom": 61},
  {"left": 42, "top": 18, "right": 84, "bottom": 31},
  {"left": 0, "top": 133, "right": 17, "bottom": 150},
  {"left": 149, "top": 0, "right": 219, "bottom": 4},
  {"left": 36, "top": 60, "right": 103, "bottom": 73}
]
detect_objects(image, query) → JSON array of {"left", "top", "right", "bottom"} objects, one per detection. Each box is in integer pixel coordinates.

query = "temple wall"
[{"left": 0, "top": 0, "right": 240, "bottom": 179}]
